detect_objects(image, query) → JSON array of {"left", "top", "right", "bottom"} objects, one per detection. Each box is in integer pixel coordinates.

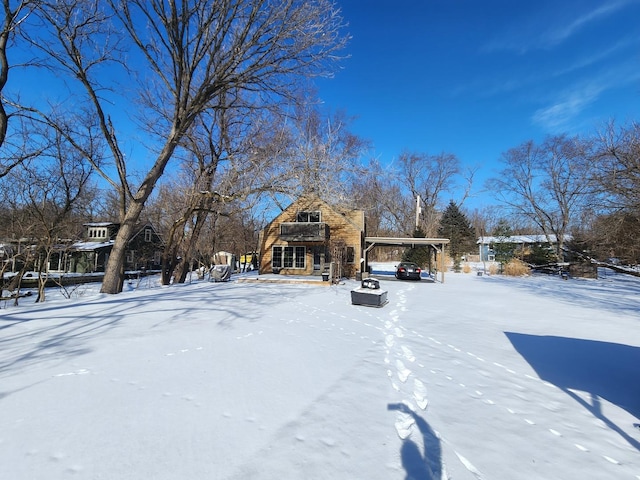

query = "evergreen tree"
[
  {"left": 403, "top": 226, "right": 430, "bottom": 267},
  {"left": 492, "top": 219, "right": 516, "bottom": 266},
  {"left": 523, "top": 243, "right": 556, "bottom": 265},
  {"left": 437, "top": 200, "right": 475, "bottom": 266}
]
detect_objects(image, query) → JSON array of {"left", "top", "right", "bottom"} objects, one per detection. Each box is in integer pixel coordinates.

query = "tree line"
[{"left": 1, "top": 1, "right": 638, "bottom": 301}]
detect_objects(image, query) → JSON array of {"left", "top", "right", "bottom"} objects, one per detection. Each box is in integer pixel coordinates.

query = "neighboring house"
[
  {"left": 258, "top": 196, "right": 365, "bottom": 279},
  {"left": 477, "top": 234, "right": 571, "bottom": 262},
  {"left": 66, "top": 222, "right": 164, "bottom": 273}
]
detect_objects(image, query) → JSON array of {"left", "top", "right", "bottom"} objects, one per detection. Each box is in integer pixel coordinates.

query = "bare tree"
[
  {"left": 349, "top": 158, "right": 407, "bottom": 236},
  {"left": 282, "top": 100, "right": 369, "bottom": 202},
  {"left": 158, "top": 95, "right": 293, "bottom": 284},
  {"left": 1, "top": 0, "right": 32, "bottom": 149},
  {"left": 25, "top": 0, "right": 347, "bottom": 293},
  {"left": 160, "top": 102, "right": 235, "bottom": 285},
  {"left": 575, "top": 121, "right": 640, "bottom": 264},
  {"left": 591, "top": 120, "right": 640, "bottom": 212},
  {"left": 160, "top": 91, "right": 368, "bottom": 284},
  {"left": 0, "top": 0, "right": 48, "bottom": 178},
  {"left": 487, "top": 135, "right": 592, "bottom": 261},
  {"left": 3, "top": 126, "right": 94, "bottom": 301},
  {"left": 396, "top": 151, "right": 463, "bottom": 236}
]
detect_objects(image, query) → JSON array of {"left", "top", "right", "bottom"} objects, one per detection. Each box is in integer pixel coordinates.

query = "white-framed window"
[
  {"left": 272, "top": 246, "right": 305, "bottom": 269},
  {"left": 88, "top": 227, "right": 108, "bottom": 239},
  {"left": 144, "top": 228, "right": 152, "bottom": 242},
  {"left": 296, "top": 211, "right": 321, "bottom": 223},
  {"left": 126, "top": 250, "right": 135, "bottom": 265}
]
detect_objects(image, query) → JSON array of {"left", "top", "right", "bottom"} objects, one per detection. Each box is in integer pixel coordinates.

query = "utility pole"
[{"left": 415, "top": 195, "right": 422, "bottom": 229}]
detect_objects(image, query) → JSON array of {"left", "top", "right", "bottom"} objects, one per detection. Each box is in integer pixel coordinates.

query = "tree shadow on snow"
[
  {"left": 388, "top": 403, "right": 442, "bottom": 480},
  {"left": 506, "top": 332, "right": 640, "bottom": 450}
]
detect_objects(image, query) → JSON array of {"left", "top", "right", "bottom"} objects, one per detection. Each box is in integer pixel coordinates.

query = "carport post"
[{"left": 440, "top": 241, "right": 445, "bottom": 283}]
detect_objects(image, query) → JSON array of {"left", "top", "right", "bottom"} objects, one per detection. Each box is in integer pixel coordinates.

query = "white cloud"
[
  {"left": 532, "top": 86, "right": 602, "bottom": 131},
  {"left": 484, "top": 0, "right": 635, "bottom": 54},
  {"left": 540, "top": 1, "right": 628, "bottom": 48},
  {"left": 531, "top": 61, "right": 640, "bottom": 131}
]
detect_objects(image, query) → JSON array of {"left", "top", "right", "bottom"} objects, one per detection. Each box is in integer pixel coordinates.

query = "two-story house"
[
  {"left": 258, "top": 196, "right": 365, "bottom": 279},
  {"left": 67, "top": 222, "right": 164, "bottom": 273}
]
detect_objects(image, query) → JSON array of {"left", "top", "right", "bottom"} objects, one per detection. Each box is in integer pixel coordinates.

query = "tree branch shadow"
[{"left": 506, "top": 332, "right": 640, "bottom": 450}]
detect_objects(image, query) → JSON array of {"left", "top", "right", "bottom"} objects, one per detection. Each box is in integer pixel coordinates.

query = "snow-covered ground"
[{"left": 1, "top": 267, "right": 639, "bottom": 479}]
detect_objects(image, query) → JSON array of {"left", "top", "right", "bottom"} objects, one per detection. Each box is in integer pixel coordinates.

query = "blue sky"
[{"left": 315, "top": 0, "right": 640, "bottom": 209}]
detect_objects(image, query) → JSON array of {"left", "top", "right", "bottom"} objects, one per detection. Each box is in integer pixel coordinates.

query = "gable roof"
[{"left": 269, "top": 195, "right": 364, "bottom": 231}]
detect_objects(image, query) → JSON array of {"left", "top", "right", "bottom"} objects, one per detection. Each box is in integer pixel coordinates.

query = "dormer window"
[
  {"left": 296, "top": 211, "right": 321, "bottom": 223},
  {"left": 88, "top": 227, "right": 108, "bottom": 240}
]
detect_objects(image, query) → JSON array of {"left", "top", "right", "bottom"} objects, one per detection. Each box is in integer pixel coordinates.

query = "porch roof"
[{"left": 71, "top": 240, "right": 114, "bottom": 251}]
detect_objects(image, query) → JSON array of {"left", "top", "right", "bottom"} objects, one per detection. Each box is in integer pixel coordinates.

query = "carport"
[{"left": 363, "top": 236, "right": 450, "bottom": 283}]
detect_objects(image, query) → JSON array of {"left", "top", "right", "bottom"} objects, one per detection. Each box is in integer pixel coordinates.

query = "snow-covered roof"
[
  {"left": 84, "top": 222, "right": 118, "bottom": 227},
  {"left": 71, "top": 240, "right": 114, "bottom": 251},
  {"left": 477, "top": 234, "right": 572, "bottom": 245}
]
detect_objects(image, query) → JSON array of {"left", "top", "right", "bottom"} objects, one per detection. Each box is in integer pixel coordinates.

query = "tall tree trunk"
[
  {"left": 175, "top": 209, "right": 210, "bottom": 283},
  {"left": 101, "top": 137, "right": 179, "bottom": 293},
  {"left": 101, "top": 212, "right": 140, "bottom": 293}
]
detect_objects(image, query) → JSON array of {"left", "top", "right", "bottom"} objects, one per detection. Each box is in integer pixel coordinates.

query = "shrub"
[{"left": 503, "top": 259, "right": 530, "bottom": 276}]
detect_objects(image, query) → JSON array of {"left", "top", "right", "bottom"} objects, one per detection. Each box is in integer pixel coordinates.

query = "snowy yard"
[{"left": 1, "top": 269, "right": 639, "bottom": 479}]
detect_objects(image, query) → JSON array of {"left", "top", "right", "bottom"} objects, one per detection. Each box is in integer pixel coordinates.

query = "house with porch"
[
  {"left": 65, "top": 222, "right": 164, "bottom": 273},
  {"left": 258, "top": 196, "right": 365, "bottom": 279}
]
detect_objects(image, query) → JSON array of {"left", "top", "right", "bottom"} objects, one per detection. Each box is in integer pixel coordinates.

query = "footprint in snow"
[
  {"left": 394, "top": 411, "right": 415, "bottom": 440},
  {"left": 413, "top": 379, "right": 428, "bottom": 410},
  {"left": 401, "top": 345, "right": 415, "bottom": 362},
  {"left": 396, "top": 359, "right": 411, "bottom": 383}
]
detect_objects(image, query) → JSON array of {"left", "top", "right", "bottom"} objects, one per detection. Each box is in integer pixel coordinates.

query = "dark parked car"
[{"left": 395, "top": 262, "right": 422, "bottom": 280}]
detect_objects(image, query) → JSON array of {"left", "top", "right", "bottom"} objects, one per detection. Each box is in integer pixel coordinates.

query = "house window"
[
  {"left": 283, "top": 247, "right": 294, "bottom": 267},
  {"left": 272, "top": 247, "right": 283, "bottom": 268},
  {"left": 126, "top": 250, "right": 135, "bottom": 265},
  {"left": 272, "top": 246, "right": 306, "bottom": 269},
  {"left": 88, "top": 227, "right": 108, "bottom": 240},
  {"left": 296, "top": 211, "right": 321, "bottom": 222},
  {"left": 144, "top": 228, "right": 152, "bottom": 242},
  {"left": 346, "top": 246, "right": 355, "bottom": 264}
]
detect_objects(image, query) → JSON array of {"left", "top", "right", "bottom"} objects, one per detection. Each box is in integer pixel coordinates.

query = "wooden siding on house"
[{"left": 259, "top": 196, "right": 365, "bottom": 278}]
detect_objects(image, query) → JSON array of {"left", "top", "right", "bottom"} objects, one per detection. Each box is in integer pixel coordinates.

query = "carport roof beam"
[{"left": 364, "top": 237, "right": 450, "bottom": 247}]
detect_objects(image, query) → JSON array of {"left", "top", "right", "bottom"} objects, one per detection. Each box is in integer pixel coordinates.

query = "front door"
[{"left": 312, "top": 247, "right": 323, "bottom": 274}]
